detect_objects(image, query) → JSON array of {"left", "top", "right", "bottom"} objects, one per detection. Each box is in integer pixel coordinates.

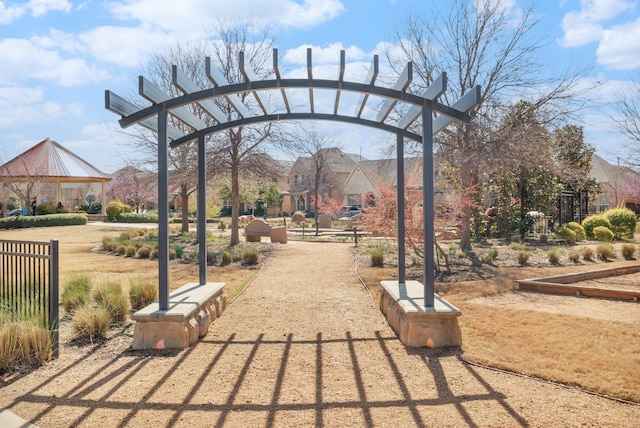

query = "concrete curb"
[{"left": 0, "top": 407, "right": 37, "bottom": 427}]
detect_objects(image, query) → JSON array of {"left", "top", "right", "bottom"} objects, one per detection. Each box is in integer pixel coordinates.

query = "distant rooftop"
[{"left": 0, "top": 138, "right": 110, "bottom": 181}]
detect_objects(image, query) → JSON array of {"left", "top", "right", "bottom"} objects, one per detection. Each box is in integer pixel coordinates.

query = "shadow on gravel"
[{"left": 3, "top": 330, "right": 529, "bottom": 427}]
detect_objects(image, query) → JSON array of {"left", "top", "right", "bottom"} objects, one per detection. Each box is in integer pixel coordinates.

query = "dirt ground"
[{"left": 1, "top": 225, "right": 639, "bottom": 427}]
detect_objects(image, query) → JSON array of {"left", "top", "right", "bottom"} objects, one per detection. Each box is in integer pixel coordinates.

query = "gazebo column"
[
  {"left": 101, "top": 181, "right": 106, "bottom": 216},
  {"left": 56, "top": 179, "right": 62, "bottom": 207}
]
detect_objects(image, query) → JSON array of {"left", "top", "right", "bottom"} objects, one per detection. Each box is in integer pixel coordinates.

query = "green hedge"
[
  {"left": 603, "top": 207, "right": 637, "bottom": 239},
  {"left": 0, "top": 213, "right": 87, "bottom": 229},
  {"left": 581, "top": 215, "right": 612, "bottom": 239},
  {"left": 169, "top": 217, "right": 220, "bottom": 224},
  {"left": 117, "top": 212, "right": 159, "bottom": 223}
]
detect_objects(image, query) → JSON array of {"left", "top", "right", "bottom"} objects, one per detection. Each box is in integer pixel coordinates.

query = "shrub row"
[
  {"left": 581, "top": 208, "right": 637, "bottom": 241},
  {"left": 117, "top": 212, "right": 159, "bottom": 223},
  {"left": 0, "top": 213, "right": 87, "bottom": 229}
]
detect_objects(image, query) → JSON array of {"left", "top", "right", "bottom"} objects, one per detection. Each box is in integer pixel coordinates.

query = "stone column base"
[
  {"left": 380, "top": 280, "right": 462, "bottom": 348},
  {"left": 131, "top": 282, "right": 226, "bottom": 350}
]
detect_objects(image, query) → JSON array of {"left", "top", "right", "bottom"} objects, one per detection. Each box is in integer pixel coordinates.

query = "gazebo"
[{"left": 0, "top": 138, "right": 111, "bottom": 215}]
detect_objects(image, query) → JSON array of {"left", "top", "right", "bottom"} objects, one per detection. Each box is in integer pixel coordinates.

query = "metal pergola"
[{"left": 105, "top": 48, "right": 480, "bottom": 311}]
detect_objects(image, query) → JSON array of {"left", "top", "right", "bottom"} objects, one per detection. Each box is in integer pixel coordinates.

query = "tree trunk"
[
  {"left": 458, "top": 168, "right": 476, "bottom": 251},
  {"left": 181, "top": 184, "right": 189, "bottom": 233},
  {"left": 459, "top": 205, "right": 472, "bottom": 251},
  {"left": 314, "top": 185, "right": 320, "bottom": 236}
]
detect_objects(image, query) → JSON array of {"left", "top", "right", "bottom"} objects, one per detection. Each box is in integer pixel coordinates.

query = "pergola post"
[
  {"left": 158, "top": 104, "right": 169, "bottom": 311},
  {"left": 422, "top": 103, "right": 435, "bottom": 309},
  {"left": 198, "top": 135, "right": 207, "bottom": 285},
  {"left": 396, "top": 133, "right": 406, "bottom": 284}
]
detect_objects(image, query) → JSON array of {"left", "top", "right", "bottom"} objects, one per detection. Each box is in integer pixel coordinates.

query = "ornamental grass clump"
[
  {"left": 596, "top": 243, "right": 614, "bottom": 261},
  {"left": 136, "top": 245, "right": 153, "bottom": 259},
  {"left": 481, "top": 248, "right": 498, "bottom": 263},
  {"left": 71, "top": 306, "right": 111, "bottom": 342},
  {"left": 221, "top": 250, "right": 233, "bottom": 265},
  {"left": 581, "top": 246, "right": 594, "bottom": 261},
  {"left": 516, "top": 251, "right": 529, "bottom": 265},
  {"left": 129, "top": 278, "right": 158, "bottom": 311},
  {"left": 62, "top": 272, "right": 92, "bottom": 314},
  {"left": 567, "top": 250, "right": 580, "bottom": 263},
  {"left": 621, "top": 243, "right": 636, "bottom": 260},
  {"left": 547, "top": 247, "right": 562, "bottom": 264},
  {"left": 93, "top": 280, "right": 129, "bottom": 325},
  {"left": 0, "top": 312, "right": 52, "bottom": 372},
  {"left": 242, "top": 248, "right": 260, "bottom": 265},
  {"left": 370, "top": 247, "right": 385, "bottom": 267}
]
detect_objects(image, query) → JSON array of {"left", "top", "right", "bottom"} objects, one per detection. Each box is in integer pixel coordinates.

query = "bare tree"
[
  {"left": 293, "top": 128, "right": 341, "bottom": 234},
  {"left": 0, "top": 157, "right": 46, "bottom": 214},
  {"left": 390, "top": 0, "right": 589, "bottom": 250},
  {"left": 126, "top": 40, "right": 222, "bottom": 233},
  {"left": 611, "top": 80, "right": 640, "bottom": 167},
  {"left": 123, "top": 20, "right": 289, "bottom": 241},
  {"left": 106, "top": 165, "right": 156, "bottom": 212},
  {"left": 206, "top": 19, "right": 293, "bottom": 245}
]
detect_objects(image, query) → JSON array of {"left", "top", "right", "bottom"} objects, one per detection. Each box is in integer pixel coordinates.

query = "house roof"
[
  {"left": 0, "top": 138, "right": 110, "bottom": 182},
  {"left": 359, "top": 157, "right": 422, "bottom": 185},
  {"left": 589, "top": 153, "right": 632, "bottom": 185}
]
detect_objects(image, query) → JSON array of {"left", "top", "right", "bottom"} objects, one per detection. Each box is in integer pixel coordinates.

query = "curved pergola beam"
[
  {"left": 169, "top": 112, "right": 422, "bottom": 148},
  {"left": 113, "top": 79, "right": 472, "bottom": 132}
]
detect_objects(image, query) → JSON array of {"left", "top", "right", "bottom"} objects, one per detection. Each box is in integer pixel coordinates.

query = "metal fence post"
[{"left": 50, "top": 239, "right": 59, "bottom": 358}]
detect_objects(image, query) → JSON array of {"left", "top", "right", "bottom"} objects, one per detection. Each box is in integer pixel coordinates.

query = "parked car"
[
  {"left": 340, "top": 206, "right": 362, "bottom": 217},
  {"left": 7, "top": 208, "right": 22, "bottom": 216}
]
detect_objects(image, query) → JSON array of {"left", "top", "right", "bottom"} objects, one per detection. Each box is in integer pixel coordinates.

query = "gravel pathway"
[{"left": 1, "top": 240, "right": 638, "bottom": 427}]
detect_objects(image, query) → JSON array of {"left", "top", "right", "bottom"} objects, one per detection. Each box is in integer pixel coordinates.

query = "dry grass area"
[
  {"left": 0, "top": 224, "right": 257, "bottom": 299},
  {"left": 357, "top": 253, "right": 640, "bottom": 403}
]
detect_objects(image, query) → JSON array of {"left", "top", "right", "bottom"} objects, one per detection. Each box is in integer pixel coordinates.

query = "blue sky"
[{"left": 1, "top": 0, "right": 639, "bottom": 173}]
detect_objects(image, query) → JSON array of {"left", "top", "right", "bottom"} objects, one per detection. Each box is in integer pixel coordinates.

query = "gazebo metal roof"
[
  {"left": 0, "top": 138, "right": 110, "bottom": 213},
  {"left": 0, "top": 138, "right": 110, "bottom": 182}
]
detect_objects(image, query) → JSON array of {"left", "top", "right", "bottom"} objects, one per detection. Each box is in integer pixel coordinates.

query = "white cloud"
[
  {"left": 0, "top": 37, "right": 110, "bottom": 86},
  {"left": 559, "top": 0, "right": 635, "bottom": 47},
  {"left": 107, "top": 0, "right": 345, "bottom": 32},
  {"left": 0, "top": 86, "right": 66, "bottom": 127},
  {"left": 283, "top": 43, "right": 365, "bottom": 67},
  {"left": 75, "top": 123, "right": 150, "bottom": 172},
  {"left": 597, "top": 17, "right": 640, "bottom": 70},
  {"left": 27, "top": 0, "right": 72, "bottom": 17},
  {"left": 80, "top": 26, "right": 175, "bottom": 68},
  {"left": 0, "top": 2, "right": 25, "bottom": 24},
  {"left": 0, "top": 0, "right": 71, "bottom": 24}
]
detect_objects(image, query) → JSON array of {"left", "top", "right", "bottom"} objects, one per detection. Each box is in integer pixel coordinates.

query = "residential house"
[{"left": 589, "top": 154, "right": 640, "bottom": 215}]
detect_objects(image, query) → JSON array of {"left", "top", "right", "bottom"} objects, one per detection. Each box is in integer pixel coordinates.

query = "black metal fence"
[{"left": 0, "top": 239, "right": 59, "bottom": 357}]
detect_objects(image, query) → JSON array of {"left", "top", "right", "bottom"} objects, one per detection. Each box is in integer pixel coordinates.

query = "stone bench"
[
  {"left": 131, "top": 281, "right": 226, "bottom": 350},
  {"left": 245, "top": 218, "right": 287, "bottom": 244}
]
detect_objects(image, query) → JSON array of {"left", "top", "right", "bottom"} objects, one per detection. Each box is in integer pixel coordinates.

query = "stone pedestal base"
[
  {"left": 131, "top": 282, "right": 226, "bottom": 350},
  {"left": 380, "top": 280, "right": 462, "bottom": 348}
]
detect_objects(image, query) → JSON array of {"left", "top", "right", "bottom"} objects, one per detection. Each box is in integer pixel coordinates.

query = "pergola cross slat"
[{"left": 105, "top": 48, "right": 480, "bottom": 312}]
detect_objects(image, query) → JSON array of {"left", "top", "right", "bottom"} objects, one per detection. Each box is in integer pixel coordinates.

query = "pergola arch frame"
[{"left": 105, "top": 47, "right": 480, "bottom": 314}]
